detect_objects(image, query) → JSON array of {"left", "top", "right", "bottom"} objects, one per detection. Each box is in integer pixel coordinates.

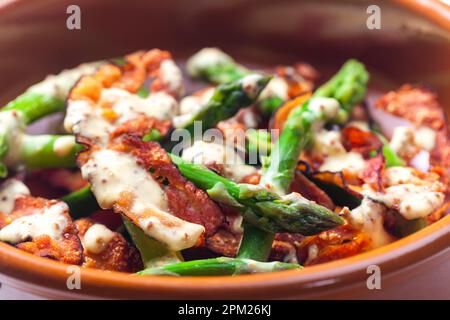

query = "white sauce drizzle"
[
  {"left": 414, "top": 126, "right": 436, "bottom": 151},
  {"left": 241, "top": 74, "right": 263, "bottom": 99},
  {"left": 65, "top": 88, "right": 178, "bottom": 146},
  {"left": 0, "top": 202, "right": 69, "bottom": 244},
  {"left": 81, "top": 149, "right": 204, "bottom": 250},
  {"left": 389, "top": 126, "right": 417, "bottom": 158},
  {"left": 0, "top": 179, "right": 30, "bottom": 215},
  {"left": 349, "top": 198, "right": 394, "bottom": 249},
  {"left": 320, "top": 151, "right": 366, "bottom": 173},
  {"left": 82, "top": 223, "right": 115, "bottom": 254},
  {"left": 311, "top": 128, "right": 366, "bottom": 173},
  {"left": 0, "top": 110, "right": 26, "bottom": 166},
  {"left": 186, "top": 47, "right": 234, "bottom": 77},
  {"left": 53, "top": 136, "right": 76, "bottom": 157},
  {"left": 159, "top": 59, "right": 184, "bottom": 96},
  {"left": 259, "top": 77, "right": 289, "bottom": 101},
  {"left": 364, "top": 184, "right": 444, "bottom": 220}
]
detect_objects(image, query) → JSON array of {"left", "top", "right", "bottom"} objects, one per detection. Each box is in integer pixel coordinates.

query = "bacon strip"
[
  {"left": 76, "top": 218, "right": 142, "bottom": 272},
  {"left": 0, "top": 197, "right": 83, "bottom": 264}
]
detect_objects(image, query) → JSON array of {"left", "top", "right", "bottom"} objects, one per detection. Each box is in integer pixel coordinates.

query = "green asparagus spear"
[
  {"left": 171, "top": 155, "right": 344, "bottom": 235},
  {"left": 0, "top": 131, "right": 83, "bottom": 177},
  {"left": 238, "top": 60, "right": 369, "bottom": 261},
  {"left": 61, "top": 185, "right": 99, "bottom": 219},
  {"left": 0, "top": 62, "right": 102, "bottom": 177},
  {"left": 2, "top": 61, "right": 102, "bottom": 124},
  {"left": 376, "top": 134, "right": 405, "bottom": 167},
  {"left": 170, "top": 74, "right": 271, "bottom": 140},
  {"left": 137, "top": 257, "right": 300, "bottom": 276},
  {"left": 187, "top": 48, "right": 288, "bottom": 115}
]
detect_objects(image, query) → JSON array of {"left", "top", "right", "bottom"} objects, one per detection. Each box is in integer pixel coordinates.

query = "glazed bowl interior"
[{"left": 0, "top": 0, "right": 449, "bottom": 299}]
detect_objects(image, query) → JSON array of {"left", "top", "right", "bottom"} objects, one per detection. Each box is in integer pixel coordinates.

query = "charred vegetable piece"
[
  {"left": 137, "top": 257, "right": 300, "bottom": 276},
  {"left": 240, "top": 60, "right": 369, "bottom": 261},
  {"left": 171, "top": 155, "right": 344, "bottom": 235},
  {"left": 390, "top": 212, "right": 428, "bottom": 238}
]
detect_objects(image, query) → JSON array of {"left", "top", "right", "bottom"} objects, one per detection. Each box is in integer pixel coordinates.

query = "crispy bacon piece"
[
  {"left": 75, "top": 218, "right": 142, "bottom": 272},
  {"left": 341, "top": 126, "right": 382, "bottom": 157},
  {"left": 110, "top": 115, "right": 172, "bottom": 140},
  {"left": 110, "top": 136, "right": 224, "bottom": 236},
  {"left": 0, "top": 197, "right": 83, "bottom": 265},
  {"left": 375, "top": 84, "right": 450, "bottom": 168},
  {"left": 206, "top": 229, "right": 240, "bottom": 257},
  {"left": 70, "top": 49, "right": 181, "bottom": 102}
]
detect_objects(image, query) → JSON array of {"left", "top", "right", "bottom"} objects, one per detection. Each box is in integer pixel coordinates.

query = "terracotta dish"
[{"left": 0, "top": 0, "right": 449, "bottom": 299}]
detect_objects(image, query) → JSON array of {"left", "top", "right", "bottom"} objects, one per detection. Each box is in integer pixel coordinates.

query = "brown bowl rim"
[{"left": 0, "top": 0, "right": 449, "bottom": 299}]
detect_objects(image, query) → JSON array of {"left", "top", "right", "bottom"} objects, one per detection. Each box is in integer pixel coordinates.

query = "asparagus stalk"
[
  {"left": 170, "top": 74, "right": 271, "bottom": 139},
  {"left": 61, "top": 185, "right": 99, "bottom": 219},
  {"left": 171, "top": 155, "right": 344, "bottom": 235},
  {"left": 3, "top": 61, "right": 102, "bottom": 124},
  {"left": 186, "top": 48, "right": 250, "bottom": 84},
  {"left": 0, "top": 62, "right": 102, "bottom": 177},
  {"left": 186, "top": 48, "right": 297, "bottom": 116},
  {"left": 0, "top": 132, "right": 83, "bottom": 177},
  {"left": 137, "top": 257, "right": 300, "bottom": 276},
  {"left": 261, "top": 59, "right": 369, "bottom": 194},
  {"left": 61, "top": 186, "right": 182, "bottom": 267},
  {"left": 239, "top": 60, "right": 369, "bottom": 260}
]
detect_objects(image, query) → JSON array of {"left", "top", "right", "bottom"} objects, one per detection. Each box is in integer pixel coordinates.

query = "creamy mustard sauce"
[
  {"left": 0, "top": 202, "right": 69, "bottom": 244},
  {"left": 182, "top": 140, "right": 257, "bottom": 182},
  {"left": 159, "top": 59, "right": 184, "bottom": 97},
  {"left": 259, "top": 77, "right": 289, "bottom": 101},
  {"left": 390, "top": 126, "right": 437, "bottom": 160},
  {"left": 65, "top": 88, "right": 178, "bottom": 146},
  {"left": 349, "top": 198, "right": 395, "bottom": 249},
  {"left": 241, "top": 74, "right": 264, "bottom": 99},
  {"left": 0, "top": 179, "right": 30, "bottom": 215},
  {"left": 81, "top": 149, "right": 204, "bottom": 250},
  {"left": 389, "top": 126, "right": 418, "bottom": 158},
  {"left": 186, "top": 47, "right": 234, "bottom": 77},
  {"left": 308, "top": 97, "right": 340, "bottom": 121},
  {"left": 82, "top": 223, "right": 115, "bottom": 254},
  {"left": 53, "top": 136, "right": 76, "bottom": 157}
]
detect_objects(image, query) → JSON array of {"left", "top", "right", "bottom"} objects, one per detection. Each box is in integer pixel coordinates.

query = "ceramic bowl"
[{"left": 0, "top": 0, "right": 449, "bottom": 299}]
